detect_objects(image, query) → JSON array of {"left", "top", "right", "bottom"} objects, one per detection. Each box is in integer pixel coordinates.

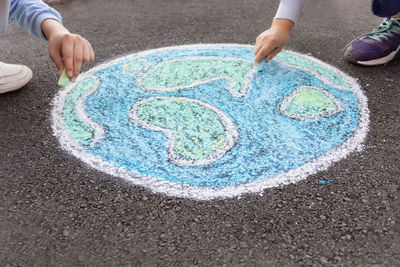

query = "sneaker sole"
[
  {"left": 345, "top": 51, "right": 396, "bottom": 66},
  {"left": 0, "top": 68, "right": 33, "bottom": 93}
]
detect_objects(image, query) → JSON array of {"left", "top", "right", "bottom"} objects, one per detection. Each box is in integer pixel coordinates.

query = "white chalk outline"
[
  {"left": 136, "top": 57, "right": 255, "bottom": 98},
  {"left": 280, "top": 86, "right": 344, "bottom": 120},
  {"left": 52, "top": 44, "right": 369, "bottom": 201},
  {"left": 130, "top": 96, "right": 238, "bottom": 166}
]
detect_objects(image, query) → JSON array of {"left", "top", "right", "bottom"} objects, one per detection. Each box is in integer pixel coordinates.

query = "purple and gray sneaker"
[{"left": 344, "top": 17, "right": 400, "bottom": 66}]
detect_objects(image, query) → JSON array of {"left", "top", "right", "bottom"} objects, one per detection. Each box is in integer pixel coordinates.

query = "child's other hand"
[
  {"left": 43, "top": 19, "right": 94, "bottom": 82},
  {"left": 254, "top": 19, "right": 294, "bottom": 65}
]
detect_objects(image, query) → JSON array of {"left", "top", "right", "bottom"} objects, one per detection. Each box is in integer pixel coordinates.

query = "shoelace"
[{"left": 344, "top": 18, "right": 400, "bottom": 66}]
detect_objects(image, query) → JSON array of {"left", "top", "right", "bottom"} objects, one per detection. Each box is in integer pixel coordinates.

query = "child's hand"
[
  {"left": 42, "top": 19, "right": 94, "bottom": 82},
  {"left": 48, "top": 32, "right": 94, "bottom": 82},
  {"left": 254, "top": 19, "right": 294, "bottom": 65}
]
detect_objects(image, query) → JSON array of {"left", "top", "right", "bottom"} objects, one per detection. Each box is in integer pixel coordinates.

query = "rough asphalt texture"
[{"left": 0, "top": 0, "right": 399, "bottom": 266}]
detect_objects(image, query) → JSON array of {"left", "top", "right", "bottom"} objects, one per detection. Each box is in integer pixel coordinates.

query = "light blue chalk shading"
[
  {"left": 63, "top": 45, "right": 362, "bottom": 189},
  {"left": 275, "top": 51, "right": 350, "bottom": 89}
]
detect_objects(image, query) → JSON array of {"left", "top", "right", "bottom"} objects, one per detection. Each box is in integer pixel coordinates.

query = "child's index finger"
[{"left": 58, "top": 68, "right": 71, "bottom": 88}]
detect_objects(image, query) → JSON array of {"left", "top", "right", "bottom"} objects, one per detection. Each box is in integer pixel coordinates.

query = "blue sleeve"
[{"left": 9, "top": 0, "right": 62, "bottom": 40}]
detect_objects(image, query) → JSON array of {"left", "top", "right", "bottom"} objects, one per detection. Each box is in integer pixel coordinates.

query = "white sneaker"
[{"left": 0, "top": 62, "right": 33, "bottom": 93}]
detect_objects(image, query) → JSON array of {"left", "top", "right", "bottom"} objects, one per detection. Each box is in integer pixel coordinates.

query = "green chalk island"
[
  {"left": 123, "top": 59, "right": 149, "bottom": 74},
  {"left": 138, "top": 58, "right": 254, "bottom": 97},
  {"left": 63, "top": 77, "right": 98, "bottom": 146},
  {"left": 132, "top": 97, "right": 236, "bottom": 165},
  {"left": 280, "top": 86, "right": 343, "bottom": 120}
]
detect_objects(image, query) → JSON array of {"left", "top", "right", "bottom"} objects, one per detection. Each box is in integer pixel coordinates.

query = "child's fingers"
[
  {"left": 255, "top": 34, "right": 261, "bottom": 44},
  {"left": 82, "top": 39, "right": 94, "bottom": 62},
  {"left": 89, "top": 43, "right": 95, "bottom": 61},
  {"left": 254, "top": 35, "right": 267, "bottom": 56},
  {"left": 49, "top": 48, "right": 64, "bottom": 75},
  {"left": 265, "top": 47, "right": 281, "bottom": 63},
  {"left": 72, "top": 41, "right": 84, "bottom": 81},
  {"left": 61, "top": 36, "right": 74, "bottom": 78},
  {"left": 83, "top": 44, "right": 91, "bottom": 62},
  {"left": 254, "top": 31, "right": 270, "bottom": 55},
  {"left": 48, "top": 39, "right": 64, "bottom": 75},
  {"left": 254, "top": 42, "right": 276, "bottom": 64},
  {"left": 84, "top": 39, "right": 95, "bottom": 61},
  {"left": 254, "top": 41, "right": 262, "bottom": 56}
]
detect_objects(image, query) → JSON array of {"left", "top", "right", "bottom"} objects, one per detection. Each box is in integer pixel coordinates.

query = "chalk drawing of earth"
[{"left": 52, "top": 44, "right": 369, "bottom": 200}]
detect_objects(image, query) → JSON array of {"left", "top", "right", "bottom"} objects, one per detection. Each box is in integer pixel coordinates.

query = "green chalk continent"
[
  {"left": 63, "top": 77, "right": 97, "bottom": 146},
  {"left": 281, "top": 87, "right": 341, "bottom": 119},
  {"left": 136, "top": 98, "right": 228, "bottom": 161},
  {"left": 276, "top": 52, "right": 349, "bottom": 89},
  {"left": 140, "top": 58, "right": 253, "bottom": 96}
]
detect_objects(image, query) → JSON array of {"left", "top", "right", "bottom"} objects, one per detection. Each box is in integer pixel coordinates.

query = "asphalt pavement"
[{"left": 0, "top": 0, "right": 399, "bottom": 266}]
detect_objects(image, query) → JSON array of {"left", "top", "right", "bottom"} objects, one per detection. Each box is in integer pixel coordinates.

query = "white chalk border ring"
[{"left": 52, "top": 44, "right": 369, "bottom": 200}]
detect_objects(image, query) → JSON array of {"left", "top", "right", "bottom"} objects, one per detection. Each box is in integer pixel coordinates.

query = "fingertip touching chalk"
[
  {"left": 256, "top": 60, "right": 266, "bottom": 72},
  {"left": 58, "top": 69, "right": 71, "bottom": 88}
]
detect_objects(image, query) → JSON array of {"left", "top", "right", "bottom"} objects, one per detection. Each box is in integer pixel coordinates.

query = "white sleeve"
[{"left": 274, "top": 0, "right": 308, "bottom": 23}]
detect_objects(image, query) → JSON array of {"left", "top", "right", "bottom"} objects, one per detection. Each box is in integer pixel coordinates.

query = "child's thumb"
[{"left": 50, "top": 51, "right": 64, "bottom": 76}]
